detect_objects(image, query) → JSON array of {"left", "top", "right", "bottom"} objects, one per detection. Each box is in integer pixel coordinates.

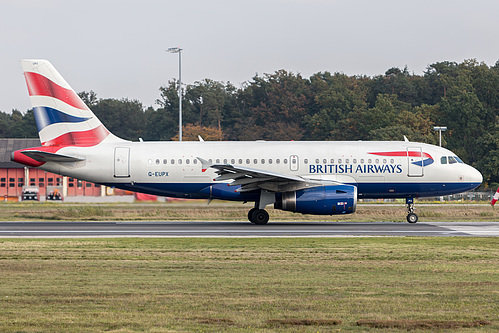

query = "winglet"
[{"left": 196, "top": 157, "right": 211, "bottom": 172}]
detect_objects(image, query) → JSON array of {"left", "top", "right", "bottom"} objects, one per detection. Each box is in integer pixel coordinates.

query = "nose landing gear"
[{"left": 406, "top": 198, "right": 418, "bottom": 223}]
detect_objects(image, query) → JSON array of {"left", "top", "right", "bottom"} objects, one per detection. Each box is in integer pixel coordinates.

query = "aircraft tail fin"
[{"left": 21, "top": 59, "right": 122, "bottom": 147}]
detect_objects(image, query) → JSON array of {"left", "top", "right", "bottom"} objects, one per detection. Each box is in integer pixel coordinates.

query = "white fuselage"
[{"left": 38, "top": 140, "right": 483, "bottom": 200}]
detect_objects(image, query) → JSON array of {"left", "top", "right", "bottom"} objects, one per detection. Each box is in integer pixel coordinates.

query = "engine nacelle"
[{"left": 274, "top": 185, "right": 357, "bottom": 215}]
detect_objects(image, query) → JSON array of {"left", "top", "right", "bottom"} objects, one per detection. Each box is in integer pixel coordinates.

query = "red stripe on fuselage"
[
  {"left": 24, "top": 72, "right": 89, "bottom": 111},
  {"left": 369, "top": 151, "right": 433, "bottom": 159},
  {"left": 41, "top": 124, "right": 109, "bottom": 147}
]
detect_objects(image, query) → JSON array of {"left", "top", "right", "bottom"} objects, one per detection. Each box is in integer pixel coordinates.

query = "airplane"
[{"left": 11, "top": 59, "right": 483, "bottom": 224}]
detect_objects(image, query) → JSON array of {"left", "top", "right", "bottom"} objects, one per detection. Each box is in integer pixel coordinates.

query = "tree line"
[{"left": 2, "top": 59, "right": 499, "bottom": 187}]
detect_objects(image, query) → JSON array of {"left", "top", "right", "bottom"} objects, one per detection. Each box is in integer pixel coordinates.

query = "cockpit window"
[{"left": 442, "top": 156, "right": 464, "bottom": 165}]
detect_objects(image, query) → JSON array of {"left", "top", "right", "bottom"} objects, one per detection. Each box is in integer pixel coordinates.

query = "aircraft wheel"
[
  {"left": 247, "top": 208, "right": 258, "bottom": 223},
  {"left": 407, "top": 213, "right": 418, "bottom": 223},
  {"left": 251, "top": 209, "right": 269, "bottom": 225}
]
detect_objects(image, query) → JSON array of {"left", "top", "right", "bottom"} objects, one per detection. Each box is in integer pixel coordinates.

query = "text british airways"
[{"left": 309, "top": 164, "right": 403, "bottom": 174}]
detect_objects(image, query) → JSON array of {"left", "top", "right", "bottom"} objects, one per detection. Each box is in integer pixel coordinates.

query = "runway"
[{"left": 0, "top": 221, "right": 498, "bottom": 237}]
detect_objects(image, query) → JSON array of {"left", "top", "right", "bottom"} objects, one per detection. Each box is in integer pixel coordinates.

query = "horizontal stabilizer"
[{"left": 20, "top": 150, "right": 85, "bottom": 163}]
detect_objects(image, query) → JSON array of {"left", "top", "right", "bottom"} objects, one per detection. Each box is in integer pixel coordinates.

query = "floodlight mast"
[
  {"left": 433, "top": 126, "right": 447, "bottom": 147},
  {"left": 167, "top": 47, "right": 183, "bottom": 141}
]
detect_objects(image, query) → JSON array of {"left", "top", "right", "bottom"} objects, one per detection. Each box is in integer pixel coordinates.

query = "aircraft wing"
[{"left": 208, "top": 162, "right": 337, "bottom": 193}]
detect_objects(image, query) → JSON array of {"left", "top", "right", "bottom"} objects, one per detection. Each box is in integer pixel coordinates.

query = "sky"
[{"left": 1, "top": 0, "right": 499, "bottom": 113}]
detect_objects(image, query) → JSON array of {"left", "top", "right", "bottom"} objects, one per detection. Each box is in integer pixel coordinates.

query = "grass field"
[
  {"left": 0, "top": 237, "right": 497, "bottom": 332},
  {"left": 0, "top": 200, "right": 498, "bottom": 222}
]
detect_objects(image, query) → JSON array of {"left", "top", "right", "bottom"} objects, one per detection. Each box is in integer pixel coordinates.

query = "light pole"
[
  {"left": 167, "top": 47, "right": 183, "bottom": 141},
  {"left": 433, "top": 126, "right": 447, "bottom": 147}
]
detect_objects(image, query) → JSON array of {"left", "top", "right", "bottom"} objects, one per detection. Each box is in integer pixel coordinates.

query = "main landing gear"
[
  {"left": 247, "top": 207, "right": 270, "bottom": 225},
  {"left": 406, "top": 198, "right": 418, "bottom": 223}
]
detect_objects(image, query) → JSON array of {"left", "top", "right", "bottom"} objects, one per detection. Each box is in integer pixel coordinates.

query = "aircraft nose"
[{"left": 468, "top": 165, "right": 483, "bottom": 184}]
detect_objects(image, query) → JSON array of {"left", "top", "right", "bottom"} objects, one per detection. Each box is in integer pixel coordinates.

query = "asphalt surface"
[{"left": 0, "top": 221, "right": 498, "bottom": 237}]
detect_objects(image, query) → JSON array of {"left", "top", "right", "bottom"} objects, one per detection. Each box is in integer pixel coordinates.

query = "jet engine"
[{"left": 274, "top": 184, "right": 357, "bottom": 215}]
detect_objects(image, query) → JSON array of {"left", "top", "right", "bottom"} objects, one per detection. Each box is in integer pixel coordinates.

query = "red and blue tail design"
[{"left": 21, "top": 59, "right": 119, "bottom": 147}]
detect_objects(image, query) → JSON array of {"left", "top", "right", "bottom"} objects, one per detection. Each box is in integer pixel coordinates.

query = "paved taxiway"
[{"left": 0, "top": 221, "right": 497, "bottom": 237}]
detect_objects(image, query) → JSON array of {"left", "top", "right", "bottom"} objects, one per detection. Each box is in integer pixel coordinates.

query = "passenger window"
[
  {"left": 223, "top": 159, "right": 227, "bottom": 164},
  {"left": 261, "top": 159, "right": 265, "bottom": 164},
  {"left": 346, "top": 159, "right": 349, "bottom": 164},
  {"left": 216, "top": 159, "right": 220, "bottom": 163},
  {"left": 284, "top": 159, "right": 288, "bottom": 164},
  {"left": 253, "top": 159, "right": 257, "bottom": 164},
  {"left": 338, "top": 159, "right": 342, "bottom": 164},
  {"left": 353, "top": 159, "right": 357, "bottom": 164},
  {"left": 171, "top": 159, "right": 175, "bottom": 164},
  {"left": 231, "top": 159, "right": 235, "bottom": 164},
  {"left": 246, "top": 159, "right": 250, "bottom": 164},
  {"left": 304, "top": 159, "right": 308, "bottom": 164},
  {"left": 178, "top": 159, "right": 182, "bottom": 164},
  {"left": 315, "top": 159, "right": 319, "bottom": 164},
  {"left": 375, "top": 159, "right": 379, "bottom": 164},
  {"left": 323, "top": 159, "right": 327, "bottom": 164},
  {"left": 383, "top": 159, "right": 386, "bottom": 164},
  {"left": 276, "top": 159, "right": 280, "bottom": 164},
  {"left": 269, "top": 159, "right": 272, "bottom": 164},
  {"left": 441, "top": 156, "right": 447, "bottom": 164},
  {"left": 330, "top": 159, "right": 334, "bottom": 164},
  {"left": 360, "top": 159, "right": 364, "bottom": 164},
  {"left": 449, "top": 156, "right": 457, "bottom": 164},
  {"left": 390, "top": 159, "right": 394, "bottom": 164},
  {"left": 156, "top": 159, "right": 160, "bottom": 165},
  {"left": 193, "top": 159, "right": 197, "bottom": 164},
  {"left": 186, "top": 159, "right": 190, "bottom": 164},
  {"left": 238, "top": 159, "right": 242, "bottom": 164},
  {"left": 368, "top": 159, "right": 372, "bottom": 163},
  {"left": 163, "top": 159, "right": 167, "bottom": 164}
]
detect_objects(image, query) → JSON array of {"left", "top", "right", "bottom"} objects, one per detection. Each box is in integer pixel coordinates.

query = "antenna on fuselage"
[{"left": 403, "top": 135, "right": 409, "bottom": 142}]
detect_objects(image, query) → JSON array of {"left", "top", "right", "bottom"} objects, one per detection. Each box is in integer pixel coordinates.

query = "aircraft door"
[
  {"left": 114, "top": 147, "right": 130, "bottom": 178},
  {"left": 290, "top": 155, "right": 299, "bottom": 171},
  {"left": 407, "top": 147, "right": 423, "bottom": 177}
]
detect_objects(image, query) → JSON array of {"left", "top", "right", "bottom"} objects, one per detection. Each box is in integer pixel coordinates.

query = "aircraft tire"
[
  {"left": 251, "top": 209, "right": 269, "bottom": 225},
  {"left": 248, "top": 208, "right": 258, "bottom": 223},
  {"left": 407, "top": 213, "right": 418, "bottom": 223}
]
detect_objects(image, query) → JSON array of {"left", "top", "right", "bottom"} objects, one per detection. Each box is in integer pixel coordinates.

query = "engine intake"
[{"left": 274, "top": 185, "right": 357, "bottom": 215}]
